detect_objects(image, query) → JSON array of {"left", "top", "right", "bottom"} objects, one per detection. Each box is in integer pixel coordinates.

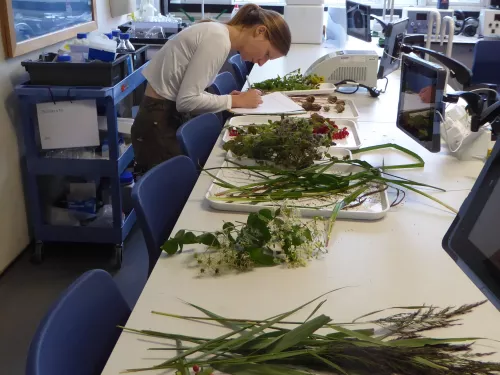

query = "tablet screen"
[{"left": 346, "top": 1, "right": 372, "bottom": 42}]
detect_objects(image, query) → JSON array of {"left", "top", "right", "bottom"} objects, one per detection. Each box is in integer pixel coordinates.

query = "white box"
[
  {"left": 284, "top": 5, "right": 324, "bottom": 44},
  {"left": 479, "top": 9, "right": 500, "bottom": 38}
]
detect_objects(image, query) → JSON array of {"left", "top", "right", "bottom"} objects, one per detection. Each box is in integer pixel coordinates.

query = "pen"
[{"left": 246, "top": 75, "right": 252, "bottom": 89}]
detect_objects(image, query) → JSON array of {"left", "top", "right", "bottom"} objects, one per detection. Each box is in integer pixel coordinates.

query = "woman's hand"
[{"left": 232, "top": 89, "right": 263, "bottom": 108}]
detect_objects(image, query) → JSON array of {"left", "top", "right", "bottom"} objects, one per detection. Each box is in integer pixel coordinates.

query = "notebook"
[{"left": 229, "top": 92, "right": 306, "bottom": 115}]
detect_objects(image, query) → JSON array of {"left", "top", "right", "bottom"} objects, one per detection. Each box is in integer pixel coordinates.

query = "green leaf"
[
  {"left": 412, "top": 356, "right": 449, "bottom": 370},
  {"left": 181, "top": 231, "right": 198, "bottom": 245},
  {"left": 266, "top": 315, "right": 331, "bottom": 353},
  {"left": 183, "top": 301, "right": 243, "bottom": 332},
  {"left": 328, "top": 324, "right": 389, "bottom": 346},
  {"left": 197, "top": 368, "right": 214, "bottom": 375},
  {"left": 304, "top": 299, "right": 327, "bottom": 323},
  {"left": 352, "top": 305, "right": 430, "bottom": 323},
  {"left": 327, "top": 328, "right": 375, "bottom": 339},
  {"left": 310, "top": 353, "right": 348, "bottom": 375},
  {"left": 161, "top": 239, "right": 180, "bottom": 255},
  {"left": 223, "top": 222, "right": 236, "bottom": 231},
  {"left": 197, "top": 233, "right": 220, "bottom": 247},
  {"left": 258, "top": 209, "right": 274, "bottom": 221},
  {"left": 247, "top": 248, "right": 276, "bottom": 266},
  {"left": 174, "top": 230, "right": 186, "bottom": 239},
  {"left": 214, "top": 363, "right": 310, "bottom": 375}
]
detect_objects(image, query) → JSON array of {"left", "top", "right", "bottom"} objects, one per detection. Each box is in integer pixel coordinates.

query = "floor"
[{"left": 0, "top": 225, "right": 148, "bottom": 375}]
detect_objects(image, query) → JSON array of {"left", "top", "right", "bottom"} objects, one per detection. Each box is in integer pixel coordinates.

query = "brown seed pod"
[
  {"left": 335, "top": 104, "right": 345, "bottom": 113},
  {"left": 323, "top": 105, "right": 331, "bottom": 112},
  {"left": 306, "top": 95, "right": 315, "bottom": 103},
  {"left": 311, "top": 104, "right": 322, "bottom": 111},
  {"left": 302, "top": 102, "right": 313, "bottom": 110},
  {"left": 336, "top": 99, "right": 346, "bottom": 106},
  {"left": 327, "top": 95, "right": 338, "bottom": 104}
]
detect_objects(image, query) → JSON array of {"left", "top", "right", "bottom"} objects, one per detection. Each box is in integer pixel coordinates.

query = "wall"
[{"left": 0, "top": 1, "right": 130, "bottom": 274}]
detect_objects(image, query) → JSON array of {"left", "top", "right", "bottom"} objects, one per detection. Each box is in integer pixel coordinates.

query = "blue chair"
[
  {"left": 132, "top": 155, "right": 198, "bottom": 273},
  {"left": 210, "top": 71, "right": 239, "bottom": 95},
  {"left": 177, "top": 113, "right": 221, "bottom": 169},
  {"left": 471, "top": 40, "right": 500, "bottom": 86},
  {"left": 229, "top": 54, "right": 249, "bottom": 90},
  {"left": 26, "top": 269, "right": 130, "bottom": 375}
]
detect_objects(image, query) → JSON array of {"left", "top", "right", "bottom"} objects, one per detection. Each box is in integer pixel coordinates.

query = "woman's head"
[{"left": 227, "top": 4, "right": 291, "bottom": 67}]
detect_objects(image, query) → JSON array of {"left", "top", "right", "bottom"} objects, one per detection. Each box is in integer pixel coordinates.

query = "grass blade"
[{"left": 311, "top": 353, "right": 349, "bottom": 375}]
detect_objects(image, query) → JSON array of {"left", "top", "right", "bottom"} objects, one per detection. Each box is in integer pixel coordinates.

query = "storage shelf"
[
  {"left": 28, "top": 144, "right": 135, "bottom": 177},
  {"left": 36, "top": 209, "right": 136, "bottom": 244},
  {"left": 16, "top": 64, "right": 146, "bottom": 253}
]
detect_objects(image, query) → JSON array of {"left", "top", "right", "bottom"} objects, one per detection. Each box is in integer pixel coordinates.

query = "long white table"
[{"left": 102, "top": 42, "right": 500, "bottom": 374}]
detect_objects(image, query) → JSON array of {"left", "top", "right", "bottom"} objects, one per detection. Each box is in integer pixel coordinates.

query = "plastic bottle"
[
  {"left": 231, "top": 4, "right": 239, "bottom": 19},
  {"left": 105, "top": 33, "right": 113, "bottom": 40},
  {"left": 117, "top": 33, "right": 135, "bottom": 53},
  {"left": 120, "top": 171, "right": 135, "bottom": 215},
  {"left": 112, "top": 30, "right": 121, "bottom": 45},
  {"left": 74, "top": 33, "right": 89, "bottom": 46},
  {"left": 141, "top": 0, "right": 157, "bottom": 20}
]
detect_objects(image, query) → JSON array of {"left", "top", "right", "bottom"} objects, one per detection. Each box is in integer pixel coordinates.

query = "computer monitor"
[
  {"left": 396, "top": 54, "right": 446, "bottom": 153},
  {"left": 443, "top": 140, "right": 500, "bottom": 309},
  {"left": 377, "top": 18, "right": 409, "bottom": 79},
  {"left": 346, "top": 1, "right": 372, "bottom": 42}
]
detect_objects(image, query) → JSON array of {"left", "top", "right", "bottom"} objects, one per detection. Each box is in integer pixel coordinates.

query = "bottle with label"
[
  {"left": 231, "top": 4, "right": 239, "bottom": 19},
  {"left": 70, "top": 33, "right": 90, "bottom": 62}
]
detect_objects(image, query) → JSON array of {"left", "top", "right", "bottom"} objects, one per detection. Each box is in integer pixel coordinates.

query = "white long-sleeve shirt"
[{"left": 142, "top": 22, "right": 232, "bottom": 114}]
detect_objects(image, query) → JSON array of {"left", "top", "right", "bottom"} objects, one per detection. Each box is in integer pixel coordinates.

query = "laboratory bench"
[{"left": 101, "top": 40, "right": 500, "bottom": 374}]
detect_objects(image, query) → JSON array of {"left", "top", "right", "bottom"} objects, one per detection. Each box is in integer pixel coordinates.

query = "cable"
[
  {"left": 381, "top": 77, "right": 389, "bottom": 93},
  {"left": 469, "top": 88, "right": 500, "bottom": 96},
  {"left": 437, "top": 109, "right": 465, "bottom": 153}
]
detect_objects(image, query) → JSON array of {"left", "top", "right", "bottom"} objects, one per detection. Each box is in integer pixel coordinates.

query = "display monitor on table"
[
  {"left": 377, "top": 18, "right": 409, "bottom": 79},
  {"left": 346, "top": 1, "right": 372, "bottom": 42},
  {"left": 396, "top": 54, "right": 446, "bottom": 153},
  {"left": 443, "top": 140, "right": 500, "bottom": 310}
]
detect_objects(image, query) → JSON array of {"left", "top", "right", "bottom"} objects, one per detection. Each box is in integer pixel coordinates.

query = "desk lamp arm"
[
  {"left": 444, "top": 91, "right": 500, "bottom": 132},
  {"left": 401, "top": 44, "right": 472, "bottom": 88},
  {"left": 370, "top": 15, "right": 388, "bottom": 33}
]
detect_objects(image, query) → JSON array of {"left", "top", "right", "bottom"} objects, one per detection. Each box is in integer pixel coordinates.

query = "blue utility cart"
[{"left": 15, "top": 63, "right": 148, "bottom": 268}]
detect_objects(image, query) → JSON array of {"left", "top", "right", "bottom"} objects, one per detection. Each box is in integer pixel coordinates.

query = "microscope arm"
[
  {"left": 370, "top": 15, "right": 388, "bottom": 33},
  {"left": 401, "top": 44, "right": 472, "bottom": 88}
]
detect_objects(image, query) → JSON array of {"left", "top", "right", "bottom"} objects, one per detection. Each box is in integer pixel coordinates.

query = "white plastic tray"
[
  {"left": 205, "top": 161, "right": 390, "bottom": 220},
  {"left": 288, "top": 97, "right": 360, "bottom": 120},
  {"left": 223, "top": 115, "right": 361, "bottom": 150},
  {"left": 281, "top": 83, "right": 337, "bottom": 96}
]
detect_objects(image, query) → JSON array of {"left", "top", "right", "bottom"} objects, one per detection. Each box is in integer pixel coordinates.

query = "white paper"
[
  {"left": 37, "top": 99, "right": 100, "bottom": 150},
  {"left": 230, "top": 92, "right": 306, "bottom": 115}
]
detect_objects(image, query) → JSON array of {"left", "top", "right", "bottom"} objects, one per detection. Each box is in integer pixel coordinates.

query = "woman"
[{"left": 131, "top": 4, "right": 292, "bottom": 172}]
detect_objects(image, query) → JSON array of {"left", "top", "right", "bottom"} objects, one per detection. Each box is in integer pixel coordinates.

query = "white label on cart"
[{"left": 37, "top": 99, "right": 100, "bottom": 150}]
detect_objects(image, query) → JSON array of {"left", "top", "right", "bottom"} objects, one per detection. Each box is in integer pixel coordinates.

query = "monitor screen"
[
  {"left": 396, "top": 54, "right": 446, "bottom": 152},
  {"left": 443, "top": 142, "right": 500, "bottom": 309},
  {"left": 416, "top": 13, "right": 428, "bottom": 21},
  {"left": 377, "top": 18, "right": 409, "bottom": 79},
  {"left": 346, "top": 1, "right": 372, "bottom": 43}
]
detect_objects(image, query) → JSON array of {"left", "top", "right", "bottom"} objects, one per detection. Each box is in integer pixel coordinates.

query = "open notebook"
[{"left": 229, "top": 92, "right": 306, "bottom": 115}]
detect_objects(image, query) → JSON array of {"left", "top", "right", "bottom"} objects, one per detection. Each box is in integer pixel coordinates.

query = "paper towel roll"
[{"left": 284, "top": 5, "right": 324, "bottom": 44}]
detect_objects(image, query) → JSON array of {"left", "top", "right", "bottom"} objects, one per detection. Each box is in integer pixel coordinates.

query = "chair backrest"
[
  {"left": 26, "top": 269, "right": 130, "bottom": 375},
  {"left": 229, "top": 54, "right": 248, "bottom": 90},
  {"left": 132, "top": 155, "right": 198, "bottom": 273},
  {"left": 176, "top": 113, "right": 221, "bottom": 169},
  {"left": 209, "top": 71, "right": 239, "bottom": 95},
  {"left": 471, "top": 40, "right": 500, "bottom": 86}
]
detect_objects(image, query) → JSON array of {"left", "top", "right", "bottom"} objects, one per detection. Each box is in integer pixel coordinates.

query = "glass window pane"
[{"left": 13, "top": 0, "right": 92, "bottom": 42}]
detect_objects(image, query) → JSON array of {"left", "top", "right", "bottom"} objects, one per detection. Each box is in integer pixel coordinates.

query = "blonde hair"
[{"left": 226, "top": 4, "right": 291, "bottom": 56}]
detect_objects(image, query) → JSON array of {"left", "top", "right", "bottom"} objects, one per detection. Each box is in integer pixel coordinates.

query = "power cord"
[
  {"left": 436, "top": 109, "right": 465, "bottom": 153},
  {"left": 380, "top": 77, "right": 389, "bottom": 93},
  {"left": 334, "top": 80, "right": 381, "bottom": 97}
]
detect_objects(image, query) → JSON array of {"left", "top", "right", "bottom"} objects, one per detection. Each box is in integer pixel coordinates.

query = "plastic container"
[
  {"left": 74, "top": 33, "right": 89, "bottom": 45},
  {"left": 88, "top": 35, "right": 117, "bottom": 62},
  {"left": 120, "top": 171, "right": 135, "bottom": 214},
  {"left": 21, "top": 44, "right": 149, "bottom": 86},
  {"left": 56, "top": 55, "right": 72, "bottom": 62}
]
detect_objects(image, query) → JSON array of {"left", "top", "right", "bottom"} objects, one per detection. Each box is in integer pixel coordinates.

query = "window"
[{"left": 425, "top": 0, "right": 486, "bottom": 6}]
